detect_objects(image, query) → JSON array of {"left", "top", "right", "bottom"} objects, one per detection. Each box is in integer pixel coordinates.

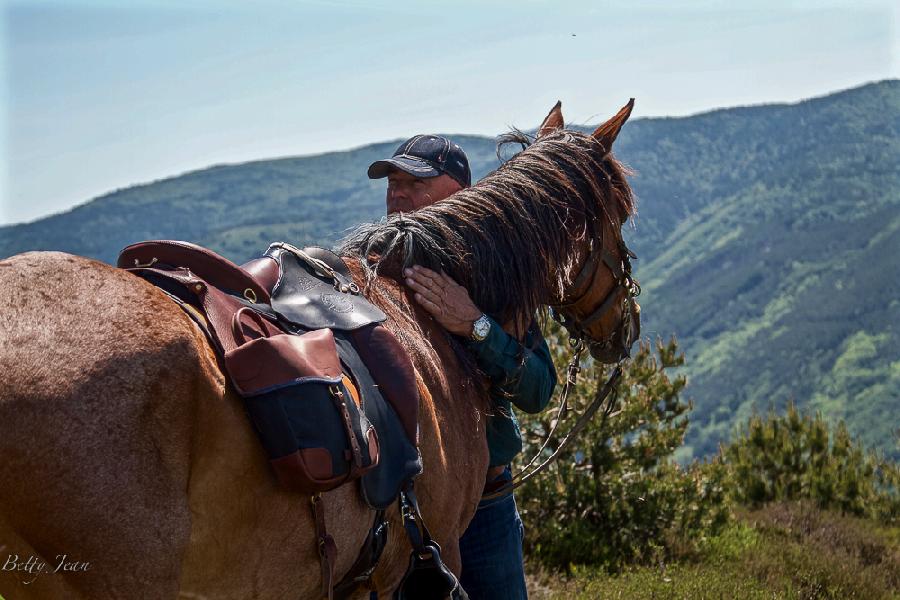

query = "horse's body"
[
  {"left": 0, "top": 101, "right": 639, "bottom": 599},
  {"left": 0, "top": 251, "right": 486, "bottom": 599}
]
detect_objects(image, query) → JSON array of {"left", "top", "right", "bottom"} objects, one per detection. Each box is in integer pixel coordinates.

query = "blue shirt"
[{"left": 464, "top": 315, "right": 558, "bottom": 466}]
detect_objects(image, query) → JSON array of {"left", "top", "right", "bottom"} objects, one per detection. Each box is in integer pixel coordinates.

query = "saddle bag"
[
  {"left": 224, "top": 310, "right": 380, "bottom": 494},
  {"left": 118, "top": 242, "right": 394, "bottom": 497}
]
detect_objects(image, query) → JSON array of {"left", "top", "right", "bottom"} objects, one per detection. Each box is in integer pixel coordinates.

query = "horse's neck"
[
  {"left": 439, "top": 207, "right": 564, "bottom": 327},
  {"left": 344, "top": 260, "right": 490, "bottom": 412}
]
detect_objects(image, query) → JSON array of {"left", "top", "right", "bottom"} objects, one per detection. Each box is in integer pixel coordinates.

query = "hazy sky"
[{"left": 2, "top": 0, "right": 897, "bottom": 225}]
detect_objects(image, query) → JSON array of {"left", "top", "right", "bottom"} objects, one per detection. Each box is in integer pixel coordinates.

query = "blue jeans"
[{"left": 458, "top": 467, "right": 527, "bottom": 600}]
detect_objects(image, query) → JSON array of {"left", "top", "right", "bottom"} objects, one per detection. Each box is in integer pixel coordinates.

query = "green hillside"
[
  {"left": 614, "top": 80, "right": 900, "bottom": 460},
  {"left": 2, "top": 80, "right": 897, "bottom": 459}
]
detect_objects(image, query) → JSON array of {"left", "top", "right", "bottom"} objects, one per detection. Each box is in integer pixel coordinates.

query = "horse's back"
[{"left": 0, "top": 251, "right": 208, "bottom": 599}]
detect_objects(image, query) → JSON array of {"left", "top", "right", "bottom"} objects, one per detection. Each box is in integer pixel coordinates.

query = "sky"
[{"left": 1, "top": 0, "right": 898, "bottom": 225}]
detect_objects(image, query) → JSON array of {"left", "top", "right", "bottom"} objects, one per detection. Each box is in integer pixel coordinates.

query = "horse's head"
[
  {"left": 528, "top": 101, "right": 641, "bottom": 363},
  {"left": 341, "top": 100, "right": 641, "bottom": 363}
]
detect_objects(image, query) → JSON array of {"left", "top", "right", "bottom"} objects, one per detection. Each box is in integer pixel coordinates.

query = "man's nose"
[{"left": 391, "top": 185, "right": 408, "bottom": 200}]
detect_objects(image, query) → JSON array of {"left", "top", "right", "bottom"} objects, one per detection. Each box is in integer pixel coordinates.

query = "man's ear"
[{"left": 537, "top": 101, "right": 564, "bottom": 138}]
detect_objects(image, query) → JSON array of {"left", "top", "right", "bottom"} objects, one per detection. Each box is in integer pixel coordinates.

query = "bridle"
[
  {"left": 551, "top": 230, "right": 641, "bottom": 362},
  {"left": 482, "top": 223, "right": 641, "bottom": 500}
]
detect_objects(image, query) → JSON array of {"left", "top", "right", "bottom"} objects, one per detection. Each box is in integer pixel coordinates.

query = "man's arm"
[
  {"left": 463, "top": 315, "right": 557, "bottom": 413},
  {"left": 403, "top": 266, "right": 557, "bottom": 411}
]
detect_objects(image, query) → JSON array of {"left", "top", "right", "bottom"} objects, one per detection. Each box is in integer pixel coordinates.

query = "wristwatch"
[{"left": 471, "top": 314, "right": 491, "bottom": 341}]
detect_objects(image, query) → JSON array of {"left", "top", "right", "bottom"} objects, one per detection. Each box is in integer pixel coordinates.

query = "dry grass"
[{"left": 525, "top": 501, "right": 900, "bottom": 600}]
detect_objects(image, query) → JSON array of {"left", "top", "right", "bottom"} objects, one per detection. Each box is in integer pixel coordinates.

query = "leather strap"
[
  {"left": 311, "top": 493, "right": 337, "bottom": 600},
  {"left": 481, "top": 364, "right": 622, "bottom": 501},
  {"left": 483, "top": 468, "right": 511, "bottom": 495},
  {"left": 332, "top": 510, "right": 388, "bottom": 599},
  {"left": 399, "top": 486, "right": 428, "bottom": 551},
  {"left": 556, "top": 243, "right": 601, "bottom": 308},
  {"left": 395, "top": 483, "right": 463, "bottom": 600},
  {"left": 502, "top": 339, "right": 586, "bottom": 486},
  {"left": 330, "top": 385, "right": 365, "bottom": 472},
  {"left": 578, "top": 283, "right": 626, "bottom": 330},
  {"left": 231, "top": 306, "right": 272, "bottom": 345}
]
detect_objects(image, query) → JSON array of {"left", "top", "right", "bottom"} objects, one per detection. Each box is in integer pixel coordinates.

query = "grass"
[{"left": 526, "top": 502, "right": 900, "bottom": 600}]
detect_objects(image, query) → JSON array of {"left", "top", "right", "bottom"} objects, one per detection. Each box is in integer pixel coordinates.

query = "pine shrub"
[
  {"left": 723, "top": 404, "right": 900, "bottom": 524},
  {"left": 516, "top": 324, "right": 730, "bottom": 572}
]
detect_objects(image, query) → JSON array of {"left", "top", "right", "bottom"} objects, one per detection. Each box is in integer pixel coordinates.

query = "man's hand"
[{"left": 404, "top": 266, "right": 482, "bottom": 337}]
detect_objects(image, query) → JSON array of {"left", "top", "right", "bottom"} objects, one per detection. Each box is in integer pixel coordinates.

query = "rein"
[{"left": 481, "top": 352, "right": 623, "bottom": 501}]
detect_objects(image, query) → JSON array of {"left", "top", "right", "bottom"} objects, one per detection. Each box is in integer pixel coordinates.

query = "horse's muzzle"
[{"left": 589, "top": 300, "right": 640, "bottom": 363}]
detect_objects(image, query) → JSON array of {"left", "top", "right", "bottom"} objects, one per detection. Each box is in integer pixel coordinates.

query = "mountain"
[
  {"left": 2, "top": 80, "right": 898, "bottom": 459},
  {"left": 614, "top": 80, "right": 899, "bottom": 460}
]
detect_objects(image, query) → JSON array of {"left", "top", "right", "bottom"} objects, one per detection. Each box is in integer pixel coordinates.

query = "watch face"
[{"left": 473, "top": 316, "right": 490, "bottom": 340}]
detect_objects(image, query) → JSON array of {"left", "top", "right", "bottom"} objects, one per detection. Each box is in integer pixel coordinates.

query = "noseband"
[{"left": 551, "top": 236, "right": 641, "bottom": 361}]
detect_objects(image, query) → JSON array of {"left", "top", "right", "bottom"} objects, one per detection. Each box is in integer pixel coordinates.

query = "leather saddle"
[
  {"left": 119, "top": 239, "right": 272, "bottom": 303},
  {"left": 119, "top": 240, "right": 387, "bottom": 330},
  {"left": 265, "top": 243, "right": 387, "bottom": 331},
  {"left": 117, "top": 240, "right": 421, "bottom": 508},
  {"left": 118, "top": 239, "right": 467, "bottom": 600}
]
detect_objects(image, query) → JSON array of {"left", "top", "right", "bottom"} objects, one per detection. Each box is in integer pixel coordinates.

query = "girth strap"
[
  {"left": 311, "top": 493, "right": 338, "bottom": 600},
  {"left": 333, "top": 510, "right": 388, "bottom": 599}
]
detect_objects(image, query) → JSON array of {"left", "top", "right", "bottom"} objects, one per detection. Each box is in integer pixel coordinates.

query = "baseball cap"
[{"left": 367, "top": 134, "right": 471, "bottom": 188}]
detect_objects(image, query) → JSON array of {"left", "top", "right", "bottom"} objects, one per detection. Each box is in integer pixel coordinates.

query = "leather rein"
[{"left": 482, "top": 234, "right": 640, "bottom": 500}]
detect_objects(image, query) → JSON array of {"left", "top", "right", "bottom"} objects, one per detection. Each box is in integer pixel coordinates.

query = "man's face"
[{"left": 386, "top": 169, "right": 463, "bottom": 215}]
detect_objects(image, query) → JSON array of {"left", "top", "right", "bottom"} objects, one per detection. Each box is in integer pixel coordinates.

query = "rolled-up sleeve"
[{"left": 465, "top": 316, "right": 558, "bottom": 413}]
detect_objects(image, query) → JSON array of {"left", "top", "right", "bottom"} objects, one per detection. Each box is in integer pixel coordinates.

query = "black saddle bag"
[{"left": 224, "top": 316, "right": 379, "bottom": 494}]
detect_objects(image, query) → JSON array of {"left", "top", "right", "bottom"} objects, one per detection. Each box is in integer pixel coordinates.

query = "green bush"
[
  {"left": 723, "top": 404, "right": 900, "bottom": 524},
  {"left": 516, "top": 324, "right": 730, "bottom": 572},
  {"left": 517, "top": 324, "right": 899, "bottom": 580}
]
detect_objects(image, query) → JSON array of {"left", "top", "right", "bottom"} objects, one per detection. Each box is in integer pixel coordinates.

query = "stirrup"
[{"left": 393, "top": 483, "right": 467, "bottom": 600}]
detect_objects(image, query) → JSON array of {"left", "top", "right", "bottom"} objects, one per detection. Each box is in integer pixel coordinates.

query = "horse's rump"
[
  {"left": 0, "top": 252, "right": 380, "bottom": 598},
  {"left": 0, "top": 252, "right": 202, "bottom": 597}
]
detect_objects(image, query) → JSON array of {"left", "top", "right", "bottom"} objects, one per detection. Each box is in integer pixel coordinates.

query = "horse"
[{"left": 0, "top": 100, "right": 639, "bottom": 599}]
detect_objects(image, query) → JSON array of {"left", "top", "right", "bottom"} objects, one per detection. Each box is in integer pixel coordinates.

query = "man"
[{"left": 368, "top": 135, "right": 558, "bottom": 599}]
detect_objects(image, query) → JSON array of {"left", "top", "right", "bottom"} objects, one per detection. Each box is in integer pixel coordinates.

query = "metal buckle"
[{"left": 132, "top": 257, "right": 158, "bottom": 268}]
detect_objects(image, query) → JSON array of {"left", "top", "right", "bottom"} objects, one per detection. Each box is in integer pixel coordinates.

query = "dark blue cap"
[{"left": 367, "top": 134, "right": 471, "bottom": 188}]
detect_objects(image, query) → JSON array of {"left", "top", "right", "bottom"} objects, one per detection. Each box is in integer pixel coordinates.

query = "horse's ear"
[
  {"left": 537, "top": 101, "right": 564, "bottom": 138},
  {"left": 591, "top": 98, "right": 634, "bottom": 151}
]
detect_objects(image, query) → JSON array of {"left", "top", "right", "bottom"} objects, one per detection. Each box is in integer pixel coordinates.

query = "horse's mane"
[{"left": 339, "top": 129, "right": 635, "bottom": 328}]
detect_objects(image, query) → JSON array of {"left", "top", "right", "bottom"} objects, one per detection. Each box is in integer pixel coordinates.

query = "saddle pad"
[
  {"left": 334, "top": 331, "right": 422, "bottom": 510},
  {"left": 268, "top": 246, "right": 387, "bottom": 332}
]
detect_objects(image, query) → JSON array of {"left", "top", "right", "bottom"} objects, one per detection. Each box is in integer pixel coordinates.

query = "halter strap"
[
  {"left": 556, "top": 241, "right": 628, "bottom": 305},
  {"left": 579, "top": 282, "right": 626, "bottom": 330},
  {"left": 552, "top": 238, "right": 636, "bottom": 333}
]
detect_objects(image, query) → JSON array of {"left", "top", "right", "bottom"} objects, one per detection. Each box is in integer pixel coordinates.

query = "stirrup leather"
[{"left": 393, "top": 483, "right": 467, "bottom": 600}]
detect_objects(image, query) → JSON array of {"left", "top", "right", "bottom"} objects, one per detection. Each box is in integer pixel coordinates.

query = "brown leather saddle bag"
[{"left": 118, "top": 241, "right": 380, "bottom": 494}]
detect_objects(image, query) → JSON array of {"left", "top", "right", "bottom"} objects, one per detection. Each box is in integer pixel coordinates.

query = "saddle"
[
  {"left": 118, "top": 240, "right": 458, "bottom": 599},
  {"left": 118, "top": 240, "right": 421, "bottom": 504}
]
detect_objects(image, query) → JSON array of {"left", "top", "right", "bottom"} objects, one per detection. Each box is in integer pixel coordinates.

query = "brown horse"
[{"left": 0, "top": 101, "right": 639, "bottom": 599}]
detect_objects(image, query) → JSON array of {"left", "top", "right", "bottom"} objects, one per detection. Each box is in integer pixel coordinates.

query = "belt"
[{"left": 482, "top": 465, "right": 510, "bottom": 495}]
